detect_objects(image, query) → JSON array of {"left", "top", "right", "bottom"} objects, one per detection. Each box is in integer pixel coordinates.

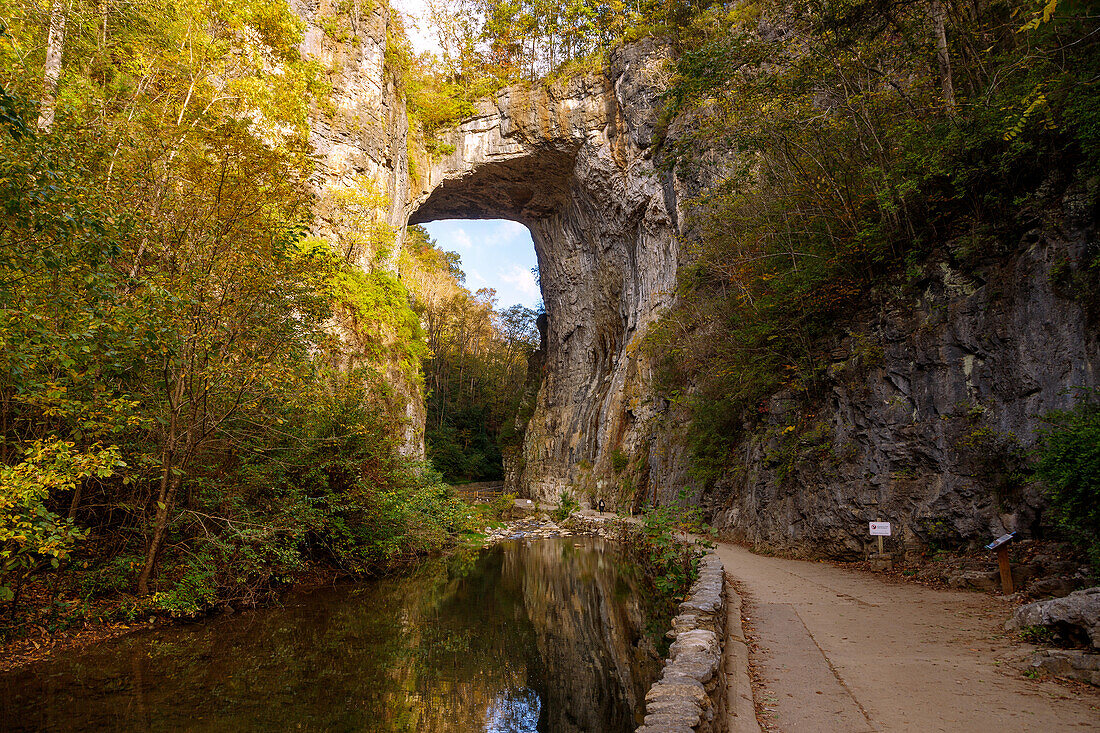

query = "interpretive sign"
[
  {"left": 869, "top": 522, "right": 892, "bottom": 536},
  {"left": 985, "top": 532, "right": 1016, "bottom": 594}
]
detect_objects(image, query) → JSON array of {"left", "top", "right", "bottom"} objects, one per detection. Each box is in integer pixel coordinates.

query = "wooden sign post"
[
  {"left": 869, "top": 521, "right": 891, "bottom": 551},
  {"left": 985, "top": 533, "right": 1016, "bottom": 595},
  {"left": 869, "top": 521, "right": 892, "bottom": 570}
]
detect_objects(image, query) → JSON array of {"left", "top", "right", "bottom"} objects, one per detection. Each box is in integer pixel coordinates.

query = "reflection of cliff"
[
  {"left": 402, "top": 538, "right": 662, "bottom": 733},
  {"left": 501, "top": 539, "right": 662, "bottom": 732},
  {"left": 0, "top": 540, "right": 663, "bottom": 733}
]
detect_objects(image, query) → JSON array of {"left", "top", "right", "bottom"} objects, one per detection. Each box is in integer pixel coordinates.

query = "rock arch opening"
[
  {"left": 404, "top": 41, "right": 686, "bottom": 508},
  {"left": 412, "top": 217, "right": 542, "bottom": 485}
]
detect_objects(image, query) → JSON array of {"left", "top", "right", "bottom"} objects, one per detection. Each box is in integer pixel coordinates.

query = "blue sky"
[
  {"left": 420, "top": 219, "right": 541, "bottom": 309},
  {"left": 392, "top": 5, "right": 541, "bottom": 310}
]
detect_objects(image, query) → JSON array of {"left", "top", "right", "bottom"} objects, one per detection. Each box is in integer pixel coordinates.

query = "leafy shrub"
[
  {"left": 0, "top": 441, "right": 121, "bottom": 607},
  {"left": 631, "top": 502, "right": 707, "bottom": 600},
  {"left": 1018, "top": 624, "right": 1057, "bottom": 645},
  {"left": 151, "top": 555, "right": 219, "bottom": 618},
  {"left": 1033, "top": 398, "right": 1100, "bottom": 571},
  {"left": 552, "top": 491, "right": 579, "bottom": 522},
  {"left": 488, "top": 493, "right": 517, "bottom": 521},
  {"left": 611, "top": 448, "right": 630, "bottom": 473},
  {"left": 78, "top": 554, "right": 144, "bottom": 601}
]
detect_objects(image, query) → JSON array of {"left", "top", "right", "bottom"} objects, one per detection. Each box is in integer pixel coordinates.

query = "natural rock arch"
[
  {"left": 405, "top": 39, "right": 691, "bottom": 506},
  {"left": 298, "top": 0, "right": 1100, "bottom": 557}
]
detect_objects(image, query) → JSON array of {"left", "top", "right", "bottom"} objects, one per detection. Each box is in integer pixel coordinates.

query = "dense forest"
[
  {"left": 0, "top": 0, "right": 471, "bottom": 623},
  {"left": 405, "top": 225, "right": 540, "bottom": 483},
  {"left": 2, "top": 0, "right": 1098, "bottom": 636}
]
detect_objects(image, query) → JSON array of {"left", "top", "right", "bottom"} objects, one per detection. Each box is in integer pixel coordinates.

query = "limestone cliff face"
[
  {"left": 293, "top": 0, "right": 425, "bottom": 456},
  {"left": 411, "top": 39, "right": 685, "bottom": 507},
  {"left": 296, "top": 7, "right": 692, "bottom": 501},
  {"left": 408, "top": 44, "right": 1099, "bottom": 559},
  {"left": 706, "top": 190, "right": 1100, "bottom": 558},
  {"left": 301, "top": 10, "right": 1099, "bottom": 557}
]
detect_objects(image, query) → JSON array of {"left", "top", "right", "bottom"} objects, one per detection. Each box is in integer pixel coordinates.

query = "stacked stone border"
[
  {"left": 637, "top": 550, "right": 728, "bottom": 732},
  {"left": 563, "top": 512, "right": 735, "bottom": 731}
]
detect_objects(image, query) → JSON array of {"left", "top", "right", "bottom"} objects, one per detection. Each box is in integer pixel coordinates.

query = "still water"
[{"left": 0, "top": 538, "right": 669, "bottom": 732}]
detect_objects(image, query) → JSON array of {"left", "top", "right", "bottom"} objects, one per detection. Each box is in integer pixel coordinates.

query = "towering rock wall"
[
  {"left": 293, "top": 0, "right": 425, "bottom": 456},
  {"left": 406, "top": 40, "right": 1100, "bottom": 561},
  {"left": 294, "top": 0, "right": 413, "bottom": 242},
  {"left": 300, "top": 5, "right": 1099, "bottom": 557},
  {"left": 295, "top": 2, "right": 697, "bottom": 505},
  {"left": 410, "top": 39, "right": 686, "bottom": 508},
  {"left": 706, "top": 191, "right": 1100, "bottom": 558}
]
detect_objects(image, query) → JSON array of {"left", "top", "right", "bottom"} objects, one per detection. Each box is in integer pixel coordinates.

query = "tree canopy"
[{"left": 0, "top": 0, "right": 466, "bottom": 624}]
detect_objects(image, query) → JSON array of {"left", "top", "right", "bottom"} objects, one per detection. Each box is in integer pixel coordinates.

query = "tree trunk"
[
  {"left": 38, "top": 0, "right": 68, "bottom": 130},
  {"left": 932, "top": 0, "right": 957, "bottom": 115},
  {"left": 67, "top": 480, "right": 83, "bottom": 520},
  {"left": 1, "top": 388, "right": 9, "bottom": 464},
  {"left": 136, "top": 463, "right": 180, "bottom": 595},
  {"left": 137, "top": 397, "right": 183, "bottom": 594}
]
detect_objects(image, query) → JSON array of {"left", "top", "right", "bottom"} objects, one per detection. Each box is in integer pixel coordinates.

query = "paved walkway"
[{"left": 715, "top": 543, "right": 1100, "bottom": 732}]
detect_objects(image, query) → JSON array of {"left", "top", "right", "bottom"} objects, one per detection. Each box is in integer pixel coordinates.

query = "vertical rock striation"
[
  {"left": 410, "top": 38, "right": 685, "bottom": 507},
  {"left": 293, "top": 0, "right": 425, "bottom": 456}
]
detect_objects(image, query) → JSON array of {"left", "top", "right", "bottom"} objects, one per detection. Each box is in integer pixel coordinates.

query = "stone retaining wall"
[
  {"left": 637, "top": 551, "right": 728, "bottom": 733},
  {"left": 560, "top": 514, "right": 730, "bottom": 731}
]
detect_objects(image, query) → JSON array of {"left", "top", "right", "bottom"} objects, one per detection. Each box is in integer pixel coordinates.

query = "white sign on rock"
[{"left": 869, "top": 522, "right": 892, "bottom": 536}]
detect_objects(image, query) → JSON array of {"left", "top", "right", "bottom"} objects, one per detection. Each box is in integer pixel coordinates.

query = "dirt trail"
[{"left": 715, "top": 542, "right": 1100, "bottom": 732}]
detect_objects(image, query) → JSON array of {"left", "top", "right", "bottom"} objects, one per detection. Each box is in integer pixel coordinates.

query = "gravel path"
[{"left": 715, "top": 542, "right": 1100, "bottom": 732}]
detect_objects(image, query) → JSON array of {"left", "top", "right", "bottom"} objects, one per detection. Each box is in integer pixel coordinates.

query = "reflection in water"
[
  {"left": 0, "top": 538, "right": 667, "bottom": 732},
  {"left": 486, "top": 688, "right": 540, "bottom": 732}
]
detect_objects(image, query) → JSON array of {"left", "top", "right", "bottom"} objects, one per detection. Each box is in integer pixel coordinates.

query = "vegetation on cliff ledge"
[{"left": 642, "top": 0, "right": 1099, "bottom": 489}]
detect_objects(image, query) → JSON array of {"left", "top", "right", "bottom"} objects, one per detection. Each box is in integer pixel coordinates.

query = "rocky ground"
[
  {"left": 478, "top": 514, "right": 576, "bottom": 544},
  {"left": 478, "top": 505, "right": 627, "bottom": 546},
  {"left": 1006, "top": 587, "right": 1100, "bottom": 687}
]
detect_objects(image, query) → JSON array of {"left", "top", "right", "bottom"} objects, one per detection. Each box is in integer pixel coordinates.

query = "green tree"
[
  {"left": 0, "top": 0, "right": 466, "bottom": 624},
  {"left": 1034, "top": 399, "right": 1100, "bottom": 571}
]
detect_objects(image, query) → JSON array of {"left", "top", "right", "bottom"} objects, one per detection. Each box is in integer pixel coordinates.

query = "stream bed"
[{"left": 0, "top": 537, "right": 670, "bottom": 732}]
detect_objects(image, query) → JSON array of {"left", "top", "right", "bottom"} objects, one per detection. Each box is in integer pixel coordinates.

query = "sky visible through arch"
[
  {"left": 389, "top": 2, "right": 541, "bottom": 311},
  {"left": 421, "top": 220, "right": 541, "bottom": 310}
]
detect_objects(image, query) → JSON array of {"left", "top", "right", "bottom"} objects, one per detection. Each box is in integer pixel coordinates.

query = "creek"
[{"left": 0, "top": 537, "right": 669, "bottom": 732}]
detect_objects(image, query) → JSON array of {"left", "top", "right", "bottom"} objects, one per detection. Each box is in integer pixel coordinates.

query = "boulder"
[
  {"left": 1006, "top": 586, "right": 1100, "bottom": 649},
  {"left": 948, "top": 569, "right": 999, "bottom": 592},
  {"left": 1027, "top": 576, "right": 1078, "bottom": 599},
  {"left": 1027, "top": 649, "right": 1100, "bottom": 686}
]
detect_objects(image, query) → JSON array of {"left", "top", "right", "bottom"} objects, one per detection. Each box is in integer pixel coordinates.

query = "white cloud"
[
  {"left": 494, "top": 220, "right": 528, "bottom": 238},
  {"left": 498, "top": 264, "right": 540, "bottom": 302},
  {"left": 449, "top": 227, "right": 474, "bottom": 251},
  {"left": 473, "top": 220, "right": 531, "bottom": 250},
  {"left": 467, "top": 268, "right": 488, "bottom": 287}
]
